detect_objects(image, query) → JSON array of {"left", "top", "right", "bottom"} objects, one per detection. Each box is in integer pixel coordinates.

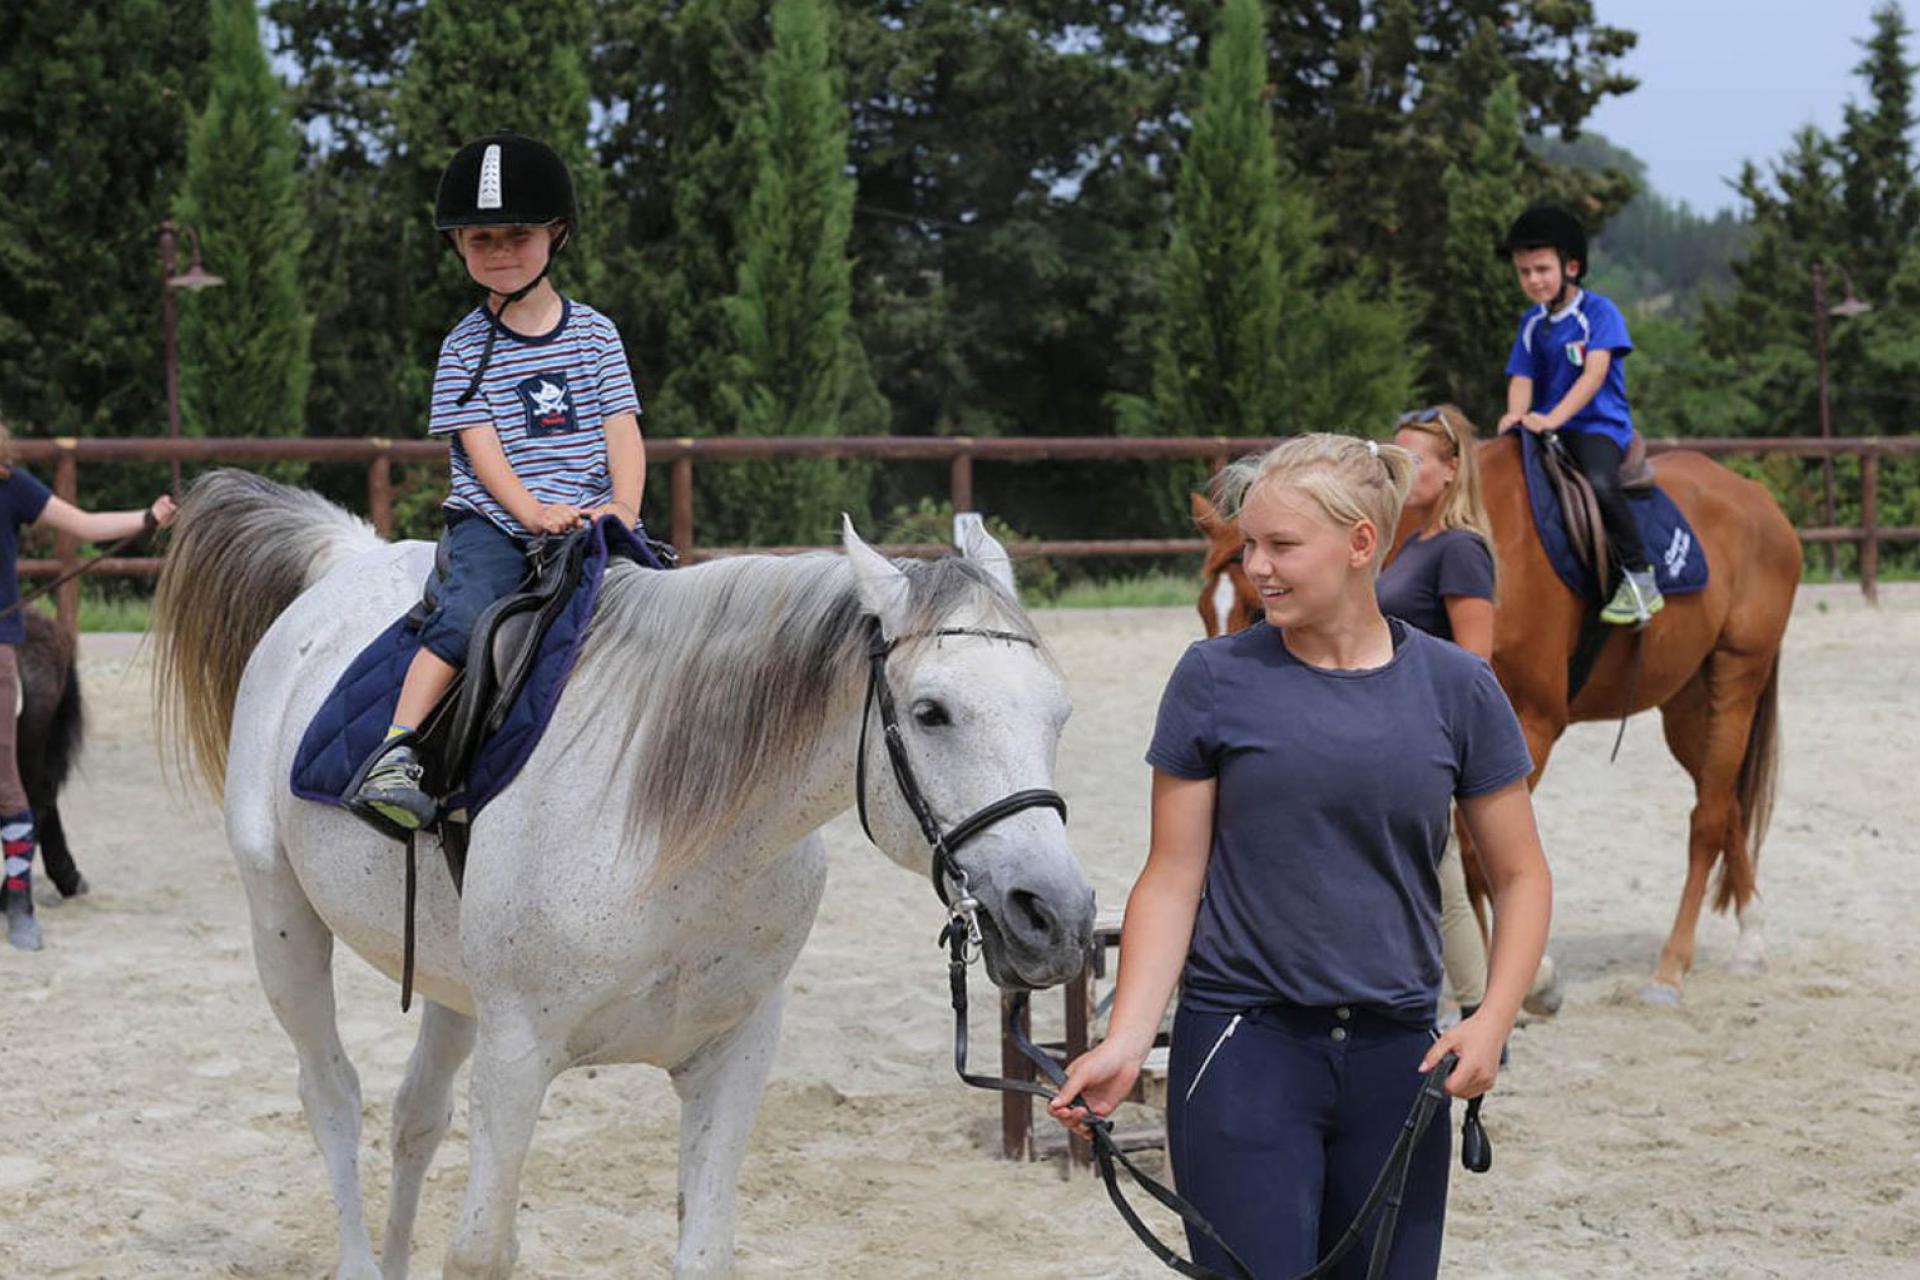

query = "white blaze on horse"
[{"left": 152, "top": 471, "right": 1094, "bottom": 1279}]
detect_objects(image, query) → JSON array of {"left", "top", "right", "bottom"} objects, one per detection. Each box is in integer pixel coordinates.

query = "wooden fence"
[{"left": 16, "top": 433, "right": 1920, "bottom": 633}]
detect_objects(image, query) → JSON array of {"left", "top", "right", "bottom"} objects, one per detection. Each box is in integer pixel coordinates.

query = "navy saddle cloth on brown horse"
[{"left": 1521, "top": 429, "right": 1708, "bottom": 600}]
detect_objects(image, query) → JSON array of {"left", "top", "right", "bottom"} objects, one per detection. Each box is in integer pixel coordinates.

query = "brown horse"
[{"left": 1192, "top": 432, "right": 1801, "bottom": 1003}]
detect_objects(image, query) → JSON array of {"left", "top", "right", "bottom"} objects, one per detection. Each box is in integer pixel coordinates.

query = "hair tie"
[{"left": 1366, "top": 439, "right": 1380, "bottom": 458}]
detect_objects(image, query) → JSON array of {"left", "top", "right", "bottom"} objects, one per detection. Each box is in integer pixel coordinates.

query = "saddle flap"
[{"left": 1619, "top": 435, "right": 1656, "bottom": 492}]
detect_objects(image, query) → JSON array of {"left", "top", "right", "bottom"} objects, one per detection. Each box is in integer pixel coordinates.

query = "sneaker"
[
  {"left": 353, "top": 742, "right": 437, "bottom": 831},
  {"left": 1600, "top": 569, "right": 1664, "bottom": 627}
]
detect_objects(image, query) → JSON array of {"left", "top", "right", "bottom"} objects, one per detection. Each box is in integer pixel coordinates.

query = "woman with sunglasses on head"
[{"left": 1383, "top": 405, "right": 1555, "bottom": 1026}]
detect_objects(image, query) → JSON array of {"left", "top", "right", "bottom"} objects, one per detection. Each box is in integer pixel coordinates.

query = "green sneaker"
[
  {"left": 353, "top": 742, "right": 436, "bottom": 830},
  {"left": 1601, "top": 569, "right": 1664, "bottom": 627}
]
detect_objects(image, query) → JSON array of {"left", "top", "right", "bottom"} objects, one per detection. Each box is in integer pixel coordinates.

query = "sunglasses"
[{"left": 1395, "top": 406, "right": 1457, "bottom": 445}]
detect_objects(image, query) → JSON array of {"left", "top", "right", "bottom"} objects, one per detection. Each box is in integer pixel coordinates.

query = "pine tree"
[
  {"left": 706, "top": 0, "right": 884, "bottom": 545},
  {"left": 1837, "top": 2, "right": 1918, "bottom": 306},
  {"left": 175, "top": 0, "right": 312, "bottom": 440},
  {"left": 1436, "top": 76, "right": 1528, "bottom": 426}
]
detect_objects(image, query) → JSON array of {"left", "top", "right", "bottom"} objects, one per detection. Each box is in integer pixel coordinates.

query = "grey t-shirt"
[
  {"left": 1145, "top": 619, "right": 1532, "bottom": 1023},
  {"left": 1375, "top": 529, "right": 1494, "bottom": 643}
]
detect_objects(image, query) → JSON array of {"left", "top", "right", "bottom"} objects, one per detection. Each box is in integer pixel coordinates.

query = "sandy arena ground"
[{"left": 2, "top": 585, "right": 1917, "bottom": 1278}]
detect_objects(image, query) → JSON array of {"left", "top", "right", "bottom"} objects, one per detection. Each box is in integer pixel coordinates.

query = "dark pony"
[{"left": 0, "top": 610, "right": 87, "bottom": 908}]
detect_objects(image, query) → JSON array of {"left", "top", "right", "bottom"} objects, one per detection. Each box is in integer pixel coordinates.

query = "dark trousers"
[
  {"left": 1561, "top": 430, "right": 1651, "bottom": 573},
  {"left": 1166, "top": 1004, "right": 1451, "bottom": 1280},
  {"left": 414, "top": 512, "right": 532, "bottom": 667}
]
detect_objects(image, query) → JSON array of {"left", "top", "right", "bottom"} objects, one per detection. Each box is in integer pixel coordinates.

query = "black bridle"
[{"left": 857, "top": 615, "right": 1491, "bottom": 1280}]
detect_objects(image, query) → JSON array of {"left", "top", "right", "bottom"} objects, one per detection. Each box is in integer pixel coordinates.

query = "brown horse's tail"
[
  {"left": 1717, "top": 652, "right": 1782, "bottom": 912},
  {"left": 152, "top": 469, "right": 382, "bottom": 800}
]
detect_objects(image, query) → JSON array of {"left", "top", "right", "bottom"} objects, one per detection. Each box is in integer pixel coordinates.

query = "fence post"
[
  {"left": 671, "top": 447, "right": 695, "bottom": 554},
  {"left": 53, "top": 440, "right": 80, "bottom": 637},
  {"left": 950, "top": 440, "right": 975, "bottom": 513},
  {"left": 1860, "top": 446, "right": 1879, "bottom": 605},
  {"left": 367, "top": 438, "right": 394, "bottom": 538}
]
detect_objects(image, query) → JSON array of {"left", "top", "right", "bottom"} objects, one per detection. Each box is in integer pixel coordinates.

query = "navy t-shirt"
[
  {"left": 1504, "top": 288, "right": 1636, "bottom": 448},
  {"left": 1376, "top": 530, "right": 1495, "bottom": 643},
  {"left": 1145, "top": 619, "right": 1533, "bottom": 1024},
  {"left": 0, "top": 469, "right": 53, "bottom": 645}
]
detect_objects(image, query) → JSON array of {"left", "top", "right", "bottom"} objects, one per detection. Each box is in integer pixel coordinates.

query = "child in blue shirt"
[
  {"left": 1497, "top": 205, "right": 1662, "bottom": 626},
  {"left": 353, "top": 133, "right": 645, "bottom": 830}
]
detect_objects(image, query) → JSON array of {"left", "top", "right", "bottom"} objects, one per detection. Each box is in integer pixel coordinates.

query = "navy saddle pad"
[
  {"left": 290, "top": 517, "right": 663, "bottom": 820},
  {"left": 1521, "top": 430, "right": 1708, "bottom": 600}
]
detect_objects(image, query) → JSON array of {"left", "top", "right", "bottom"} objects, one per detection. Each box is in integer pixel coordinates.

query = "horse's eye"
[{"left": 912, "top": 700, "right": 951, "bottom": 728}]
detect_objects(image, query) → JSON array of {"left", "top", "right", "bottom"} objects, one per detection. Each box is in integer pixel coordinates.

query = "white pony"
[{"left": 152, "top": 472, "right": 1095, "bottom": 1279}]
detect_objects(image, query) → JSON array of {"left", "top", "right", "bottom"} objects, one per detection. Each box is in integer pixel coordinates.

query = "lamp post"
[
  {"left": 159, "top": 220, "right": 224, "bottom": 497},
  {"left": 1811, "top": 262, "right": 1872, "bottom": 578}
]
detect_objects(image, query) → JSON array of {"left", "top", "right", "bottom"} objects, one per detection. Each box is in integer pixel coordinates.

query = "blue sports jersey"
[
  {"left": 429, "top": 298, "right": 642, "bottom": 538},
  {"left": 1504, "top": 288, "right": 1635, "bottom": 447}
]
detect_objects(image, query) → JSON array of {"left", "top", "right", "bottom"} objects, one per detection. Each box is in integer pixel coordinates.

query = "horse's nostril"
[{"left": 1008, "top": 889, "right": 1056, "bottom": 944}]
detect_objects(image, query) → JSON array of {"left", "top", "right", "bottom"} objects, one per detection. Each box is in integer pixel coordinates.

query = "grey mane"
[{"left": 574, "top": 550, "right": 1035, "bottom": 882}]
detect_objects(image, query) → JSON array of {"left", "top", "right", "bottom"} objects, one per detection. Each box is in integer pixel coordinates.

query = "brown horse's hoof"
[
  {"left": 1637, "top": 981, "right": 1682, "bottom": 1007},
  {"left": 1522, "top": 954, "right": 1563, "bottom": 1018}
]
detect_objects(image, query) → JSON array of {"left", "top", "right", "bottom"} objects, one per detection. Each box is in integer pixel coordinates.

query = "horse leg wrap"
[{"left": 2, "top": 810, "right": 34, "bottom": 897}]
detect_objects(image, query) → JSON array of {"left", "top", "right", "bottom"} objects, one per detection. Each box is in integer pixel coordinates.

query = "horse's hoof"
[
  {"left": 1728, "top": 951, "right": 1768, "bottom": 978},
  {"left": 63, "top": 874, "right": 89, "bottom": 900},
  {"left": 6, "top": 903, "right": 43, "bottom": 951},
  {"left": 1523, "top": 955, "right": 1563, "bottom": 1018},
  {"left": 1638, "top": 981, "right": 1682, "bottom": 1007}
]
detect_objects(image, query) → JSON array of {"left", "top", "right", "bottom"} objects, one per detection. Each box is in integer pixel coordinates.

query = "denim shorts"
[{"left": 414, "top": 510, "right": 531, "bottom": 666}]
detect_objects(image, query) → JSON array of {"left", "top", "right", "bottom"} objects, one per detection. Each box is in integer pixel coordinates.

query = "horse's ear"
[
  {"left": 1191, "top": 492, "right": 1225, "bottom": 538},
  {"left": 954, "top": 512, "right": 1017, "bottom": 597},
  {"left": 842, "top": 515, "right": 911, "bottom": 631}
]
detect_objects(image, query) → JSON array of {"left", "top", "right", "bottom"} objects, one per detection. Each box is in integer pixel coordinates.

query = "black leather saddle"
[{"left": 341, "top": 527, "right": 596, "bottom": 850}]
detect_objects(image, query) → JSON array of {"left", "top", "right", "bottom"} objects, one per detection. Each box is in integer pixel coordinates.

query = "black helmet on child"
[
  {"left": 1500, "top": 205, "right": 1588, "bottom": 278},
  {"left": 434, "top": 131, "right": 578, "bottom": 254}
]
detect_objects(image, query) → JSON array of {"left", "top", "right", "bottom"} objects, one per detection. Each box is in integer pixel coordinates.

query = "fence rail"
[{"left": 15, "top": 433, "right": 1918, "bottom": 632}]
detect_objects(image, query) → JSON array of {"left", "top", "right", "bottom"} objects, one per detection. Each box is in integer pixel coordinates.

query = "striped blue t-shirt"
[{"left": 429, "top": 298, "right": 642, "bottom": 538}]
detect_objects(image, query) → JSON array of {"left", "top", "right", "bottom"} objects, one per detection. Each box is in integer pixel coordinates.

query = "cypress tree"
[
  {"left": 175, "top": 0, "right": 312, "bottom": 440},
  {"left": 0, "top": 2, "right": 207, "bottom": 468},
  {"left": 1437, "top": 76, "right": 1528, "bottom": 425},
  {"left": 1114, "top": 0, "right": 1286, "bottom": 440},
  {"left": 1115, "top": 0, "right": 1415, "bottom": 441},
  {"left": 708, "top": 0, "right": 883, "bottom": 545},
  {"left": 393, "top": 0, "right": 599, "bottom": 417}
]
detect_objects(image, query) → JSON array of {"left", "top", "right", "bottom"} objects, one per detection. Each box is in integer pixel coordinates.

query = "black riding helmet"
[
  {"left": 1500, "top": 204, "right": 1589, "bottom": 280},
  {"left": 435, "top": 132, "right": 579, "bottom": 403}
]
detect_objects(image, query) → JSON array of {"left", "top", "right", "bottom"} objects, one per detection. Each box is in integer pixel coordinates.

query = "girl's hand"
[
  {"left": 148, "top": 495, "right": 178, "bottom": 529},
  {"left": 1496, "top": 412, "right": 1523, "bottom": 433},
  {"left": 1047, "top": 1036, "right": 1147, "bottom": 1140},
  {"left": 1420, "top": 1009, "right": 1509, "bottom": 1099},
  {"left": 530, "top": 503, "right": 583, "bottom": 535},
  {"left": 1520, "top": 412, "right": 1555, "bottom": 434}
]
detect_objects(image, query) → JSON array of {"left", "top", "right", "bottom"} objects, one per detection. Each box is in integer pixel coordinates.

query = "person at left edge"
[
  {"left": 0, "top": 422, "right": 175, "bottom": 950},
  {"left": 352, "top": 132, "right": 645, "bottom": 830}
]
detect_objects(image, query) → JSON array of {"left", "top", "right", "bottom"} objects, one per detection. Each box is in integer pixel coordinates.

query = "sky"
[{"left": 1586, "top": 1, "right": 1914, "bottom": 213}]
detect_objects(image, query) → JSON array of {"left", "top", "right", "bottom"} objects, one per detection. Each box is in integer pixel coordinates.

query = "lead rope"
[{"left": 945, "top": 913, "right": 1482, "bottom": 1280}]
